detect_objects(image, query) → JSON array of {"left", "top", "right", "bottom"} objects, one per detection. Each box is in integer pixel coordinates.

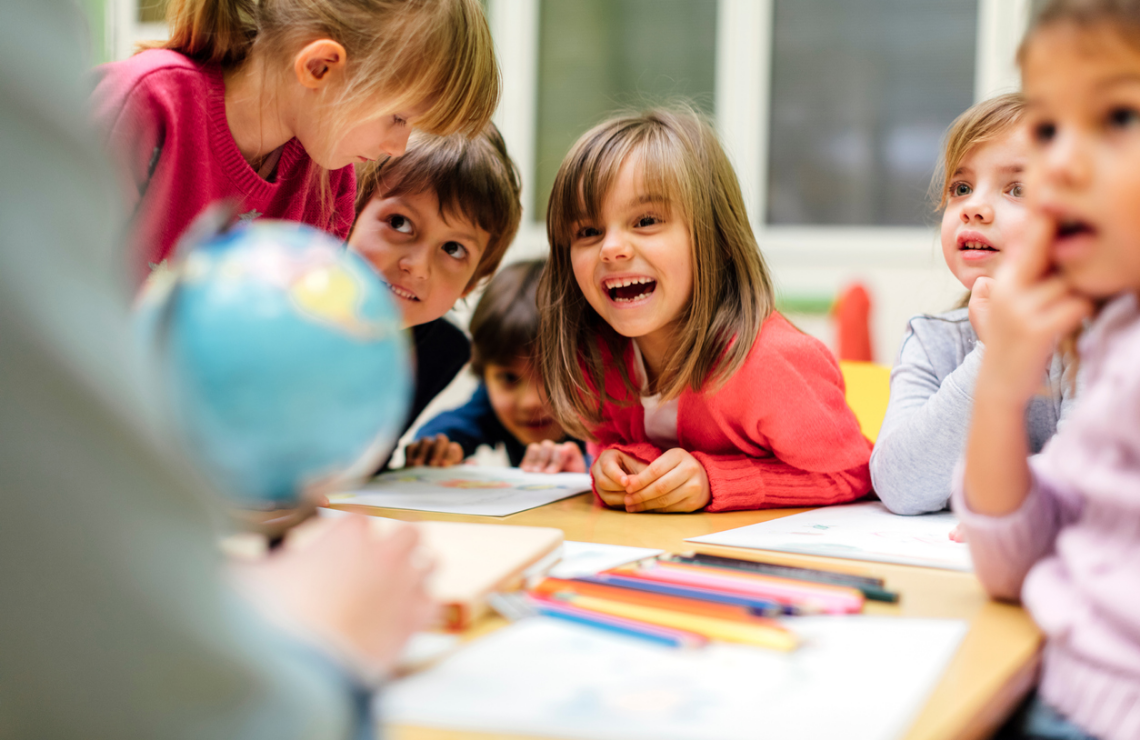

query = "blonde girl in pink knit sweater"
[
  {"left": 957, "top": 2, "right": 1140, "bottom": 738},
  {"left": 92, "top": 0, "right": 498, "bottom": 282}
]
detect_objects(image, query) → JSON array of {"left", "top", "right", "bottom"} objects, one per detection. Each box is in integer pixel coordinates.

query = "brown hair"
[
  {"left": 932, "top": 93, "right": 1027, "bottom": 211},
  {"left": 538, "top": 106, "right": 774, "bottom": 440},
  {"left": 352, "top": 122, "right": 522, "bottom": 291},
  {"left": 468, "top": 260, "right": 545, "bottom": 377}
]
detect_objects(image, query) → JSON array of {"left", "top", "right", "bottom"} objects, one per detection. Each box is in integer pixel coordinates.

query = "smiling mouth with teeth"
[
  {"left": 385, "top": 283, "right": 420, "bottom": 301},
  {"left": 960, "top": 241, "right": 997, "bottom": 252},
  {"left": 605, "top": 277, "right": 657, "bottom": 303}
]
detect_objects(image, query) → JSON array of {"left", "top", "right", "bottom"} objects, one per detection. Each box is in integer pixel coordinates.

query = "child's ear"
[{"left": 294, "top": 39, "right": 348, "bottom": 90}]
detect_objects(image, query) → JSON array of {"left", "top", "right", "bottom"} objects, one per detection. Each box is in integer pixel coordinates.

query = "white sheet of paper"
[
  {"left": 396, "top": 632, "right": 460, "bottom": 673},
  {"left": 381, "top": 616, "right": 967, "bottom": 740},
  {"left": 688, "top": 501, "right": 973, "bottom": 572},
  {"left": 548, "top": 541, "right": 665, "bottom": 579},
  {"left": 329, "top": 467, "right": 592, "bottom": 516}
]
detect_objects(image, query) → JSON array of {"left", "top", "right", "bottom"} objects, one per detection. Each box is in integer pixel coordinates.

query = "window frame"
[{"left": 489, "top": 0, "right": 1036, "bottom": 265}]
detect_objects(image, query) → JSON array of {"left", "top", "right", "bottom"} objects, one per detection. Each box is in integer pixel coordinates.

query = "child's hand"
[
  {"left": 591, "top": 449, "right": 648, "bottom": 508},
  {"left": 520, "top": 440, "right": 587, "bottom": 474},
  {"left": 980, "top": 217, "right": 1093, "bottom": 406},
  {"left": 949, "top": 524, "right": 967, "bottom": 543},
  {"left": 620, "top": 448, "right": 711, "bottom": 513},
  {"left": 404, "top": 434, "right": 464, "bottom": 468},
  {"left": 968, "top": 276, "right": 994, "bottom": 344},
  {"left": 235, "top": 516, "right": 437, "bottom": 680}
]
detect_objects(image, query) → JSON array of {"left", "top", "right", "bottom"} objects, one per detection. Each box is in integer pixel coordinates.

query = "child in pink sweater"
[
  {"left": 956, "top": 2, "right": 1140, "bottom": 738},
  {"left": 90, "top": 0, "right": 498, "bottom": 283}
]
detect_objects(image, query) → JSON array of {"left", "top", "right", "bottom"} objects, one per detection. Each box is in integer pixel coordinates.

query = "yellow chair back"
[{"left": 838, "top": 360, "right": 891, "bottom": 443}]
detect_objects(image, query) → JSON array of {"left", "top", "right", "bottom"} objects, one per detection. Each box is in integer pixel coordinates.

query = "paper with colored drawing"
[
  {"left": 381, "top": 616, "right": 967, "bottom": 740},
  {"left": 687, "top": 501, "right": 972, "bottom": 572},
  {"left": 329, "top": 466, "right": 592, "bottom": 516}
]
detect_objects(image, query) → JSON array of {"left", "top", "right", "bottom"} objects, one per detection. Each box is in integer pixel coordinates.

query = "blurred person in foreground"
[{"left": 0, "top": 2, "right": 433, "bottom": 738}]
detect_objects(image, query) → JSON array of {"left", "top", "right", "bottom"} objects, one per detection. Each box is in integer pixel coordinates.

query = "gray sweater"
[{"left": 870, "top": 308, "right": 1076, "bottom": 515}]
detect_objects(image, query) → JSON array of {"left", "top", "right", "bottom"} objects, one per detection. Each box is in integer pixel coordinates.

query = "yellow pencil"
[{"left": 562, "top": 594, "right": 799, "bottom": 651}]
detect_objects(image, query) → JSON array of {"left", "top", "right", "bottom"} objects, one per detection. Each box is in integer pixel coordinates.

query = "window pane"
[
  {"left": 766, "top": 0, "right": 977, "bottom": 226},
  {"left": 534, "top": 0, "right": 717, "bottom": 220},
  {"left": 139, "top": 0, "right": 168, "bottom": 23}
]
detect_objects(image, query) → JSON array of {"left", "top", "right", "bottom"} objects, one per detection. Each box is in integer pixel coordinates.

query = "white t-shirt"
[{"left": 631, "top": 341, "right": 679, "bottom": 449}]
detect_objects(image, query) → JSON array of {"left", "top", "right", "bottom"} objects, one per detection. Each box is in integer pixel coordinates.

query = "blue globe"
[{"left": 137, "top": 219, "right": 410, "bottom": 508}]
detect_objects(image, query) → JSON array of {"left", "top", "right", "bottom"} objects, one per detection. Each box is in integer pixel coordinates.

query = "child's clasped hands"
[{"left": 593, "top": 448, "right": 710, "bottom": 513}]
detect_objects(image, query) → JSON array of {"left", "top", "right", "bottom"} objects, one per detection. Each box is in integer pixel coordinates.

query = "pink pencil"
[{"left": 615, "top": 562, "right": 864, "bottom": 614}]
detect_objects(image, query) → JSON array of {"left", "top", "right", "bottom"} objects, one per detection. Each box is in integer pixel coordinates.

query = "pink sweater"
[
  {"left": 91, "top": 50, "right": 356, "bottom": 282},
  {"left": 954, "top": 293, "right": 1140, "bottom": 740},
  {"left": 587, "top": 313, "right": 873, "bottom": 511}
]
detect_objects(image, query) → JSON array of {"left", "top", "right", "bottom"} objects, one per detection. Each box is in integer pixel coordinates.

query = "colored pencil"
[
  {"left": 582, "top": 572, "right": 794, "bottom": 615},
  {"left": 616, "top": 562, "right": 864, "bottom": 614},
  {"left": 527, "top": 595, "right": 707, "bottom": 648},
  {"left": 647, "top": 561, "right": 865, "bottom": 613},
  {"left": 550, "top": 593, "right": 799, "bottom": 651},
  {"left": 669, "top": 552, "right": 899, "bottom": 603},
  {"left": 533, "top": 577, "right": 773, "bottom": 624}
]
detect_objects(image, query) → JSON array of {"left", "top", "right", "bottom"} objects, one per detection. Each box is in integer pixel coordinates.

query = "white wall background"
[{"left": 487, "top": 0, "right": 1036, "bottom": 363}]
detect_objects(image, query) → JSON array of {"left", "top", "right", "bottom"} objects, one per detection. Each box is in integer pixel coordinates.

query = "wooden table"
[{"left": 333, "top": 493, "right": 1042, "bottom": 740}]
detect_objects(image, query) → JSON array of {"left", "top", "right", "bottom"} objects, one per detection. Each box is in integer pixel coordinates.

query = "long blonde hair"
[
  {"left": 537, "top": 106, "right": 774, "bottom": 439},
  {"left": 143, "top": 0, "right": 500, "bottom": 213}
]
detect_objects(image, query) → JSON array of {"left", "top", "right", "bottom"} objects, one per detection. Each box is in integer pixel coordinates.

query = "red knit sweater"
[
  {"left": 91, "top": 50, "right": 356, "bottom": 283},
  {"left": 586, "top": 313, "right": 873, "bottom": 512}
]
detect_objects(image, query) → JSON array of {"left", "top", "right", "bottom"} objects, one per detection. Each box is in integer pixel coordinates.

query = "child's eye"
[
  {"left": 493, "top": 370, "right": 521, "bottom": 388},
  {"left": 635, "top": 215, "right": 661, "bottom": 228},
  {"left": 950, "top": 182, "right": 972, "bottom": 198},
  {"left": 1008, "top": 182, "right": 1025, "bottom": 198},
  {"left": 442, "top": 241, "right": 468, "bottom": 260},
  {"left": 387, "top": 214, "right": 413, "bottom": 234},
  {"left": 1108, "top": 106, "right": 1140, "bottom": 130},
  {"left": 574, "top": 225, "right": 601, "bottom": 241},
  {"left": 392, "top": 114, "right": 407, "bottom": 127}
]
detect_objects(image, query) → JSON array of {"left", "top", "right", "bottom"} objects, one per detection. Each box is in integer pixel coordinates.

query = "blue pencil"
[
  {"left": 530, "top": 597, "right": 706, "bottom": 648},
  {"left": 581, "top": 573, "right": 799, "bottom": 616}
]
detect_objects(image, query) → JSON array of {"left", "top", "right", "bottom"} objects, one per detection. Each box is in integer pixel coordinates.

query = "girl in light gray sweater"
[{"left": 870, "top": 94, "right": 1076, "bottom": 515}]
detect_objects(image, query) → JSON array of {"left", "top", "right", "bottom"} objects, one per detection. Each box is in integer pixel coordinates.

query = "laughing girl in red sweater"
[{"left": 537, "top": 107, "right": 872, "bottom": 513}]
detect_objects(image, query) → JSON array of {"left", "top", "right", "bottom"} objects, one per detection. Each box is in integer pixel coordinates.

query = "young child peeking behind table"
[
  {"left": 871, "top": 94, "right": 1077, "bottom": 515},
  {"left": 349, "top": 124, "right": 522, "bottom": 469},
  {"left": 91, "top": 0, "right": 498, "bottom": 284},
  {"left": 957, "top": 2, "right": 1140, "bottom": 738},
  {"left": 536, "top": 107, "right": 873, "bottom": 514},
  {"left": 405, "top": 260, "right": 588, "bottom": 472}
]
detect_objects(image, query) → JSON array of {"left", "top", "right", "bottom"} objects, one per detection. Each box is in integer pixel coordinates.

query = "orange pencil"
[{"left": 532, "top": 577, "right": 778, "bottom": 625}]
